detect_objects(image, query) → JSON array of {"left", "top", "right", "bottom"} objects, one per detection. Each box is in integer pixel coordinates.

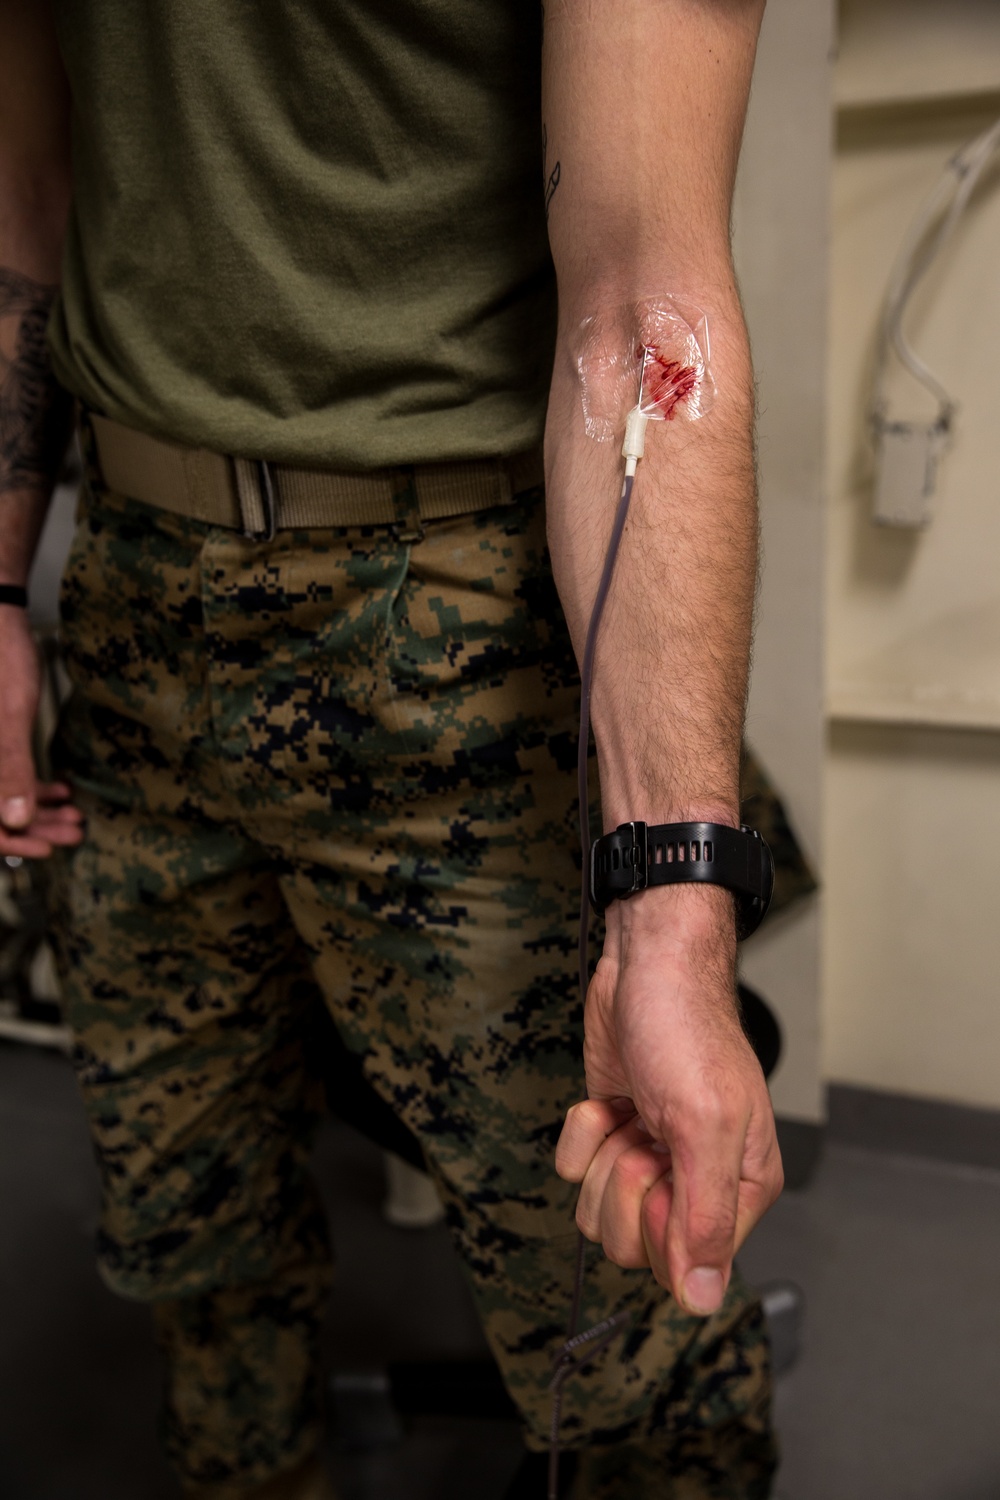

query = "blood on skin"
[{"left": 636, "top": 344, "right": 699, "bottom": 420}]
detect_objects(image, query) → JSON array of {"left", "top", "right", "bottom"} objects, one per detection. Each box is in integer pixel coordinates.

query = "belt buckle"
[
  {"left": 247, "top": 460, "right": 277, "bottom": 543},
  {"left": 235, "top": 457, "right": 278, "bottom": 542}
]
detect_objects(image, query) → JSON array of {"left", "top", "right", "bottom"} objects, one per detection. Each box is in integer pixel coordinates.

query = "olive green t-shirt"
[{"left": 49, "top": 2, "right": 556, "bottom": 468}]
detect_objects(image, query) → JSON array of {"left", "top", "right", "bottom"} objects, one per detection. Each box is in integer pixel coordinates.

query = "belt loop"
[
  {"left": 233, "top": 457, "right": 278, "bottom": 541},
  {"left": 389, "top": 466, "right": 424, "bottom": 545}
]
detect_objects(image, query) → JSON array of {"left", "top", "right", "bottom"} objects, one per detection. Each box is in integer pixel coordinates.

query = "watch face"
[{"left": 735, "top": 835, "right": 775, "bottom": 941}]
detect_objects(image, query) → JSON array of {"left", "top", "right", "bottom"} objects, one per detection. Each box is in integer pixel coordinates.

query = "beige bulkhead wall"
[
  {"left": 732, "top": 0, "right": 835, "bottom": 1126},
  {"left": 733, "top": 0, "right": 1000, "bottom": 1122},
  {"left": 825, "top": 3, "right": 1000, "bottom": 1111}
]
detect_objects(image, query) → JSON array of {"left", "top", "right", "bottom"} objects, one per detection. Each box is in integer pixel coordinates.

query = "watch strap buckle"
[{"left": 589, "top": 820, "right": 648, "bottom": 912}]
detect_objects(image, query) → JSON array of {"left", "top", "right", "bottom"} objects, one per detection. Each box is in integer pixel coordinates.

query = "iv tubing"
[
  {"left": 576, "top": 468, "right": 636, "bottom": 1011},
  {"left": 550, "top": 446, "right": 640, "bottom": 1500}
]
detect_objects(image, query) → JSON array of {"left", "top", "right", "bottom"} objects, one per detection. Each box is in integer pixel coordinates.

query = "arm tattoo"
[
  {"left": 0, "top": 266, "right": 72, "bottom": 495},
  {"left": 542, "top": 124, "right": 561, "bottom": 220}
]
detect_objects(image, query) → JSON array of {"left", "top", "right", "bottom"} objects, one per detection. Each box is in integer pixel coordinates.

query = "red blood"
[{"left": 638, "top": 346, "right": 699, "bottom": 420}]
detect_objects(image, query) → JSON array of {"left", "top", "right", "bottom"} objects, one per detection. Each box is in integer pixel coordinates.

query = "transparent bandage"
[{"left": 575, "top": 297, "right": 715, "bottom": 440}]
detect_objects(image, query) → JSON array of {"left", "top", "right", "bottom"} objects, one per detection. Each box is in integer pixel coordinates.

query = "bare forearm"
[
  {"left": 0, "top": 260, "right": 68, "bottom": 585},
  {"left": 0, "top": 262, "right": 72, "bottom": 586},
  {"left": 0, "top": 0, "right": 73, "bottom": 587},
  {"left": 548, "top": 297, "right": 755, "bottom": 829},
  {"left": 542, "top": 0, "right": 763, "bottom": 834}
]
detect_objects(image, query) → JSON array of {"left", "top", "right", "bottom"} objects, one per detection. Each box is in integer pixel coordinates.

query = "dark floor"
[
  {"left": 2, "top": 1042, "right": 999, "bottom": 1500},
  {"left": 738, "top": 1147, "right": 1000, "bottom": 1500}
]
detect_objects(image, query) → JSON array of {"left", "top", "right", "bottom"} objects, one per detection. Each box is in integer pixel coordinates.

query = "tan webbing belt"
[{"left": 85, "top": 411, "right": 545, "bottom": 536}]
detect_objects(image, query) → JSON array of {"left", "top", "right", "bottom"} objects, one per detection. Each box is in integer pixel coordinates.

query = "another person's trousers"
[{"left": 52, "top": 468, "right": 777, "bottom": 1498}]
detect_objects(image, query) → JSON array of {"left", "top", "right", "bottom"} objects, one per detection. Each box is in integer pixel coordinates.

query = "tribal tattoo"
[{"left": 0, "top": 265, "right": 72, "bottom": 494}]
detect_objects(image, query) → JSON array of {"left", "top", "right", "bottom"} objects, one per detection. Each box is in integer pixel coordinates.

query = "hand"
[
  {"left": 555, "top": 885, "right": 783, "bottom": 1316},
  {"left": 0, "top": 606, "right": 83, "bottom": 858}
]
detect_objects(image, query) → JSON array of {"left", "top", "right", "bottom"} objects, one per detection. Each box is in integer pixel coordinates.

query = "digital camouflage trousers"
[{"left": 51, "top": 468, "right": 777, "bottom": 1498}]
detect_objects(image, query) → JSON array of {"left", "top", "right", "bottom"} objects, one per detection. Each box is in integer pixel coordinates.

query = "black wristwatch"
[{"left": 589, "top": 821, "right": 774, "bottom": 941}]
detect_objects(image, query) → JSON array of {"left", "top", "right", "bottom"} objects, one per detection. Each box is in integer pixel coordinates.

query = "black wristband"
[
  {"left": 0, "top": 585, "right": 28, "bottom": 609},
  {"left": 589, "top": 821, "right": 774, "bottom": 941}
]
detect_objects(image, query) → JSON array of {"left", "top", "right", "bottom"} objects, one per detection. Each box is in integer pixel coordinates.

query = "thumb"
[
  {"left": 665, "top": 1131, "right": 742, "bottom": 1317},
  {"left": 0, "top": 715, "right": 38, "bottom": 831}
]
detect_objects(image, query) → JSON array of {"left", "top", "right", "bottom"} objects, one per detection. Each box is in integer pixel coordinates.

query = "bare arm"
[
  {"left": 543, "top": 0, "right": 782, "bottom": 1314},
  {"left": 0, "top": 0, "right": 81, "bottom": 855}
]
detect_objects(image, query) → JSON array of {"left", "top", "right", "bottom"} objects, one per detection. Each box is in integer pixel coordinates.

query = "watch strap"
[
  {"left": 589, "top": 820, "right": 774, "bottom": 941},
  {"left": 0, "top": 585, "right": 28, "bottom": 608}
]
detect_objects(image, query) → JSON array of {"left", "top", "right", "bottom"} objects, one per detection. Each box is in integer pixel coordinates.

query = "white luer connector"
[{"left": 621, "top": 404, "right": 650, "bottom": 477}]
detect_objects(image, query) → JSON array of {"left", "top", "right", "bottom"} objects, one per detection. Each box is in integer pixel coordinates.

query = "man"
[{"left": 0, "top": 1, "right": 783, "bottom": 1496}]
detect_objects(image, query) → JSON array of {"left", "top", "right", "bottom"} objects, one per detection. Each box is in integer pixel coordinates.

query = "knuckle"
[
  {"left": 563, "top": 1099, "right": 594, "bottom": 1138},
  {"left": 554, "top": 1146, "right": 582, "bottom": 1185},
  {"left": 604, "top": 1236, "right": 648, "bottom": 1270},
  {"left": 554, "top": 1155, "right": 574, "bottom": 1184},
  {"left": 580, "top": 1097, "right": 617, "bottom": 1134},
  {"left": 695, "top": 1093, "right": 740, "bottom": 1137},
  {"left": 610, "top": 1146, "right": 657, "bottom": 1196},
  {"left": 671, "top": 1084, "right": 740, "bottom": 1143},
  {"left": 687, "top": 1203, "right": 738, "bottom": 1251},
  {"left": 0, "top": 753, "right": 33, "bottom": 788},
  {"left": 575, "top": 1201, "right": 601, "bottom": 1243},
  {"left": 651, "top": 1263, "right": 674, "bottom": 1295}
]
